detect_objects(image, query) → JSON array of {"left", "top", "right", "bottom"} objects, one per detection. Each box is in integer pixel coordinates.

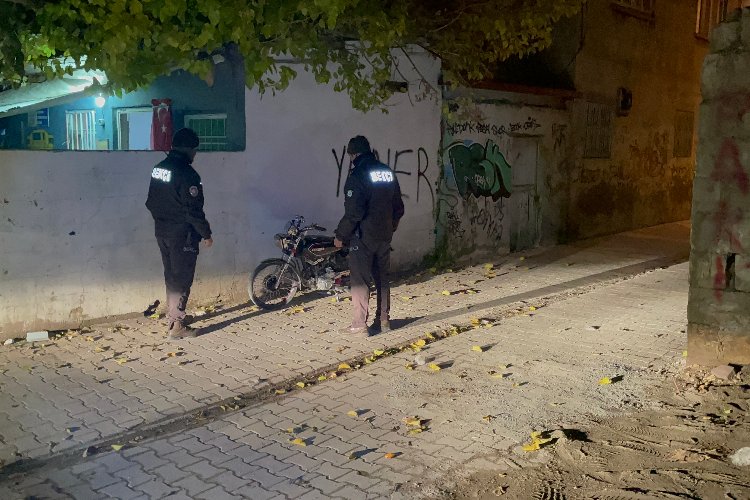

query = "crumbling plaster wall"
[
  {"left": 565, "top": 0, "right": 707, "bottom": 240},
  {"left": 688, "top": 7, "right": 750, "bottom": 365},
  {"left": 437, "top": 90, "right": 570, "bottom": 260}
]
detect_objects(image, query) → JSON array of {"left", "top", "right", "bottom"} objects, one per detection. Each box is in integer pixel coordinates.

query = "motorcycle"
[{"left": 249, "top": 216, "right": 350, "bottom": 310}]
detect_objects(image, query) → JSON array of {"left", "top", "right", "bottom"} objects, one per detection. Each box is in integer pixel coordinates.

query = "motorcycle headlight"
[{"left": 273, "top": 234, "right": 286, "bottom": 249}]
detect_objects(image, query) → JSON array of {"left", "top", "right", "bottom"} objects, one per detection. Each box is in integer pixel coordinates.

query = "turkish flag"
[{"left": 151, "top": 98, "right": 173, "bottom": 151}]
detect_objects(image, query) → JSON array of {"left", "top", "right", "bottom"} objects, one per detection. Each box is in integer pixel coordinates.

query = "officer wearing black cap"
[
  {"left": 146, "top": 128, "right": 213, "bottom": 339},
  {"left": 334, "top": 135, "right": 405, "bottom": 336}
]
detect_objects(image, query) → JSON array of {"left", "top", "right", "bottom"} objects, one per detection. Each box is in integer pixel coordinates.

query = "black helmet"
[{"left": 172, "top": 128, "right": 200, "bottom": 149}]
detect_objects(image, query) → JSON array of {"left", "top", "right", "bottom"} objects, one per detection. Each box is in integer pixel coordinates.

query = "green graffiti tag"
[{"left": 448, "top": 139, "right": 512, "bottom": 200}]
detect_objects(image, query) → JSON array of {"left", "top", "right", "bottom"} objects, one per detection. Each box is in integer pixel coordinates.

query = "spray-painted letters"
[
  {"left": 331, "top": 146, "right": 433, "bottom": 206},
  {"left": 447, "top": 139, "right": 513, "bottom": 200}
]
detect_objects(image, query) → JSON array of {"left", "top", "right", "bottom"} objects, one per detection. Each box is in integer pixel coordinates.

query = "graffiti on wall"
[
  {"left": 447, "top": 139, "right": 513, "bottom": 200},
  {"left": 708, "top": 101, "right": 750, "bottom": 301},
  {"left": 468, "top": 197, "right": 505, "bottom": 244},
  {"left": 331, "top": 146, "right": 434, "bottom": 206},
  {"left": 446, "top": 116, "right": 541, "bottom": 137}
]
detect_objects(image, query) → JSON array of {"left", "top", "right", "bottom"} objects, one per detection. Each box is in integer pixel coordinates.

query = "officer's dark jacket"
[
  {"left": 145, "top": 150, "right": 212, "bottom": 240},
  {"left": 335, "top": 152, "right": 405, "bottom": 245}
]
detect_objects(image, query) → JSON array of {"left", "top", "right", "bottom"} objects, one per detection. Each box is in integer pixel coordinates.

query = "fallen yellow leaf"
[
  {"left": 472, "top": 345, "right": 483, "bottom": 352},
  {"left": 441, "top": 290, "right": 451, "bottom": 296},
  {"left": 682, "top": 350, "right": 688, "bottom": 357},
  {"left": 428, "top": 363, "right": 441, "bottom": 371},
  {"left": 167, "top": 352, "right": 177, "bottom": 357},
  {"left": 470, "top": 318, "right": 481, "bottom": 326},
  {"left": 338, "top": 363, "right": 351, "bottom": 370},
  {"left": 114, "top": 358, "right": 128, "bottom": 365},
  {"left": 373, "top": 349, "right": 384, "bottom": 356},
  {"left": 111, "top": 444, "right": 124, "bottom": 451},
  {"left": 401, "top": 296, "right": 412, "bottom": 301},
  {"left": 275, "top": 389, "right": 286, "bottom": 395},
  {"left": 290, "top": 438, "right": 307, "bottom": 446},
  {"left": 296, "top": 382, "right": 305, "bottom": 388},
  {"left": 347, "top": 410, "right": 358, "bottom": 417},
  {"left": 318, "top": 375, "right": 327, "bottom": 381},
  {"left": 599, "top": 377, "right": 612, "bottom": 385},
  {"left": 482, "top": 415, "right": 494, "bottom": 422},
  {"left": 414, "top": 339, "right": 426, "bottom": 347},
  {"left": 408, "top": 428, "right": 423, "bottom": 435},
  {"left": 483, "top": 263, "right": 494, "bottom": 270},
  {"left": 85, "top": 336, "right": 94, "bottom": 342},
  {"left": 384, "top": 452, "right": 398, "bottom": 459},
  {"left": 529, "top": 306, "right": 537, "bottom": 311},
  {"left": 405, "top": 363, "right": 415, "bottom": 370}
]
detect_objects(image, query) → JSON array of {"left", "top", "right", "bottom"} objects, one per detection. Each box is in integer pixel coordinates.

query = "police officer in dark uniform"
[
  {"left": 334, "top": 136, "right": 405, "bottom": 336},
  {"left": 146, "top": 128, "right": 213, "bottom": 339}
]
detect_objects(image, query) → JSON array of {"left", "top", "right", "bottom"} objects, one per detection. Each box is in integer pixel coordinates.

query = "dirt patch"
[{"left": 433, "top": 366, "right": 750, "bottom": 499}]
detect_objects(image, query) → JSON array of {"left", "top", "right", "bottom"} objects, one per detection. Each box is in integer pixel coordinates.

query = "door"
[
  {"left": 509, "top": 137, "right": 540, "bottom": 252},
  {"left": 116, "top": 108, "right": 152, "bottom": 150}
]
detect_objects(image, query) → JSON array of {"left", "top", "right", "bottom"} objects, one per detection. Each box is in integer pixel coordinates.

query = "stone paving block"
[
  {"left": 172, "top": 475, "right": 216, "bottom": 496},
  {"left": 330, "top": 484, "right": 368, "bottom": 499},
  {"left": 247, "top": 467, "right": 286, "bottom": 489},
  {"left": 130, "top": 451, "right": 169, "bottom": 471},
  {"left": 184, "top": 459, "right": 225, "bottom": 481},
  {"left": 113, "top": 465, "right": 154, "bottom": 488},
  {"left": 134, "top": 479, "right": 185, "bottom": 499},
  {"left": 211, "top": 470, "right": 252, "bottom": 493},
  {"left": 234, "top": 483, "right": 278, "bottom": 500},
  {"left": 151, "top": 463, "right": 191, "bottom": 483},
  {"left": 221, "top": 457, "right": 261, "bottom": 478},
  {"left": 270, "top": 478, "right": 317, "bottom": 498},
  {"left": 98, "top": 480, "right": 143, "bottom": 499},
  {"left": 80, "top": 467, "right": 121, "bottom": 490},
  {"left": 159, "top": 449, "right": 203, "bottom": 469},
  {"left": 66, "top": 482, "right": 105, "bottom": 499},
  {"left": 195, "top": 485, "right": 239, "bottom": 500}
]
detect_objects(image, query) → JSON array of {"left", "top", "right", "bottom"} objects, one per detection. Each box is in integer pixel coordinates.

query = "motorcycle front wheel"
[{"left": 249, "top": 259, "right": 300, "bottom": 310}]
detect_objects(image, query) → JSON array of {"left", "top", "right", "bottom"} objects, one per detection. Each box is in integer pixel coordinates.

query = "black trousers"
[
  {"left": 348, "top": 238, "right": 391, "bottom": 328},
  {"left": 157, "top": 233, "right": 199, "bottom": 324}
]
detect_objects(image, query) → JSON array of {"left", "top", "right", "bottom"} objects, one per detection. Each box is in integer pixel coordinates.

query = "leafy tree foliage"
[{"left": 0, "top": 0, "right": 585, "bottom": 110}]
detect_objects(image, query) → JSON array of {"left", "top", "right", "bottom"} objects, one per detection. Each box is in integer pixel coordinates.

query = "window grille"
[
  {"left": 611, "top": 0, "right": 655, "bottom": 14},
  {"left": 583, "top": 102, "right": 614, "bottom": 159},
  {"left": 65, "top": 110, "right": 96, "bottom": 150},
  {"left": 673, "top": 111, "right": 694, "bottom": 158},
  {"left": 184, "top": 114, "right": 227, "bottom": 151}
]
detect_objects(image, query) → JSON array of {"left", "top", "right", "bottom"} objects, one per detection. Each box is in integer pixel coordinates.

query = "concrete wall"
[
  {"left": 0, "top": 50, "right": 441, "bottom": 338},
  {"left": 436, "top": 90, "right": 570, "bottom": 260},
  {"left": 564, "top": 0, "right": 707, "bottom": 240},
  {"left": 688, "top": 7, "right": 750, "bottom": 365}
]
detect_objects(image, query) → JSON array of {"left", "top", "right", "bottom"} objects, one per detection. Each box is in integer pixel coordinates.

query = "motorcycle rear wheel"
[{"left": 249, "top": 259, "right": 300, "bottom": 310}]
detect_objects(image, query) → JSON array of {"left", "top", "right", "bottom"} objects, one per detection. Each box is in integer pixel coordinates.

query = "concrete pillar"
[{"left": 688, "top": 7, "right": 750, "bottom": 365}]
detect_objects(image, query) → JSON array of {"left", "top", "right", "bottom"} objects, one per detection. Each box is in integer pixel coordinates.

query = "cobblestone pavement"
[{"left": 0, "top": 222, "right": 691, "bottom": 498}]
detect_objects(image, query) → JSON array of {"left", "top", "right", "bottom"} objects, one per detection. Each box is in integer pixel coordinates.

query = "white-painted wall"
[{"left": 0, "top": 51, "right": 441, "bottom": 338}]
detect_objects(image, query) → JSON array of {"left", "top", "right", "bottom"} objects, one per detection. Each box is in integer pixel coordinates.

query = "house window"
[
  {"left": 611, "top": 0, "right": 655, "bottom": 19},
  {"left": 583, "top": 102, "right": 614, "bottom": 159},
  {"left": 673, "top": 111, "right": 695, "bottom": 158},
  {"left": 65, "top": 110, "right": 96, "bottom": 150},
  {"left": 696, "top": 0, "right": 742, "bottom": 39},
  {"left": 184, "top": 114, "right": 227, "bottom": 151}
]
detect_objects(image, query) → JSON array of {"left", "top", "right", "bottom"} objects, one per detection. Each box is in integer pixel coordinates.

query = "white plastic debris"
[
  {"left": 3, "top": 339, "right": 14, "bottom": 346},
  {"left": 26, "top": 331, "right": 49, "bottom": 342},
  {"left": 730, "top": 447, "right": 750, "bottom": 466}
]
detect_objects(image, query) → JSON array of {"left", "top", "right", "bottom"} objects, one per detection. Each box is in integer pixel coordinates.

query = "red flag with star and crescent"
[{"left": 151, "top": 98, "right": 173, "bottom": 151}]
